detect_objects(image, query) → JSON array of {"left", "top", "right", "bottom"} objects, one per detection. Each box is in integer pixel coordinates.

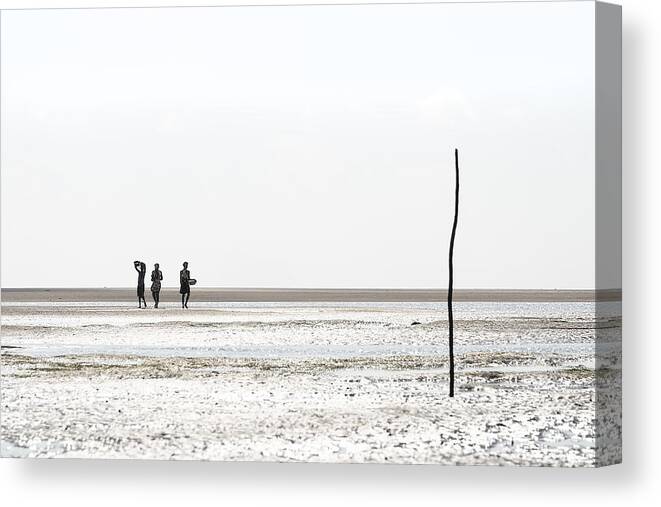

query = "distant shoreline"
[{"left": 0, "top": 288, "right": 621, "bottom": 303}]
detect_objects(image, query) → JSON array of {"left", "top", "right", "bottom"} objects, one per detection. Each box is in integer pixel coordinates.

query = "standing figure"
[
  {"left": 133, "top": 260, "right": 147, "bottom": 308},
  {"left": 151, "top": 263, "right": 163, "bottom": 308},
  {"left": 180, "top": 261, "right": 191, "bottom": 309}
]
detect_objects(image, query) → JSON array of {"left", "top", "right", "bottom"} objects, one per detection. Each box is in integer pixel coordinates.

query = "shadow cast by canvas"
[{"left": 16, "top": 455, "right": 633, "bottom": 492}]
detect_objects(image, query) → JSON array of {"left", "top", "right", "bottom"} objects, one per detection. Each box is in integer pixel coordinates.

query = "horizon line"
[
  {"left": 0, "top": 287, "right": 622, "bottom": 303},
  {"left": 1, "top": 287, "right": 614, "bottom": 291}
]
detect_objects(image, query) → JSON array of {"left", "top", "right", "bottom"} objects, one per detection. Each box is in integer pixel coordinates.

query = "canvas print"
[{"left": 0, "top": 1, "right": 621, "bottom": 466}]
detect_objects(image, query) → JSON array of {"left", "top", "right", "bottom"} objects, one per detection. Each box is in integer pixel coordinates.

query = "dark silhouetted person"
[
  {"left": 134, "top": 260, "right": 147, "bottom": 308},
  {"left": 180, "top": 261, "right": 191, "bottom": 308},
  {"left": 151, "top": 263, "right": 163, "bottom": 308}
]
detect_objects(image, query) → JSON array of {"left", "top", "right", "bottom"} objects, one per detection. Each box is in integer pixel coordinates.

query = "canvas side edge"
[{"left": 595, "top": 0, "right": 622, "bottom": 467}]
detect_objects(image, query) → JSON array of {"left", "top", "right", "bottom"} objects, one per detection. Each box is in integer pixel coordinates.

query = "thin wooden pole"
[{"left": 448, "top": 148, "right": 460, "bottom": 397}]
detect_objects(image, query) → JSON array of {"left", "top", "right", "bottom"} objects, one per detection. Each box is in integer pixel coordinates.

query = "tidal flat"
[{"left": 0, "top": 300, "right": 621, "bottom": 465}]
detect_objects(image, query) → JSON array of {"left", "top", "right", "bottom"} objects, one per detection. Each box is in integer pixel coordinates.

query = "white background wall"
[{"left": 1, "top": 0, "right": 659, "bottom": 506}]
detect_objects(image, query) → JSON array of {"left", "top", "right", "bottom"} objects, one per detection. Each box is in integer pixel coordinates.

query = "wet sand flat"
[{"left": 0, "top": 300, "right": 622, "bottom": 465}]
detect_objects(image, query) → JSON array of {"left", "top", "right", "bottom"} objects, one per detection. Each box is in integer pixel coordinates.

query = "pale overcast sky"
[{"left": 1, "top": 2, "right": 596, "bottom": 288}]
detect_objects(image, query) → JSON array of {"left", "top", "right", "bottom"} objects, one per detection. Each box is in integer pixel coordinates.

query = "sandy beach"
[{"left": 0, "top": 293, "right": 621, "bottom": 465}]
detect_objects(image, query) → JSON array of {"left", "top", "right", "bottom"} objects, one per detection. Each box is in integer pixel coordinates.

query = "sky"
[{"left": 1, "top": 2, "right": 596, "bottom": 289}]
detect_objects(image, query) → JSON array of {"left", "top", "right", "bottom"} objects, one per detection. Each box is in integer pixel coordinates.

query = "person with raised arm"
[{"left": 133, "top": 260, "right": 147, "bottom": 309}]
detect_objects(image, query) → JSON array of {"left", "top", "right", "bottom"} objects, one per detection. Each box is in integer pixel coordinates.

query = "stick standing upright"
[{"left": 448, "top": 148, "right": 460, "bottom": 397}]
